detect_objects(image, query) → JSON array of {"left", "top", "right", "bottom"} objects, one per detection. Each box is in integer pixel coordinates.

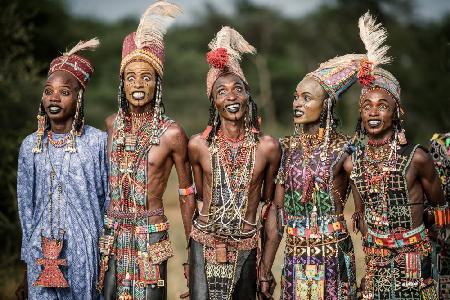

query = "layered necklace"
[
  {"left": 48, "top": 131, "right": 71, "bottom": 148},
  {"left": 362, "top": 134, "right": 397, "bottom": 227}
]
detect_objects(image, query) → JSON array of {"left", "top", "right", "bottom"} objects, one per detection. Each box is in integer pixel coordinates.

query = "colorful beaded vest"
[{"left": 351, "top": 143, "right": 436, "bottom": 299}]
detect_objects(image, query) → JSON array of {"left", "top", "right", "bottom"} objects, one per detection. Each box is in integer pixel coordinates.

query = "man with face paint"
[
  {"left": 96, "top": 2, "right": 196, "bottom": 300},
  {"left": 187, "top": 26, "right": 281, "bottom": 300},
  {"left": 344, "top": 26, "right": 445, "bottom": 299},
  {"left": 16, "top": 38, "right": 109, "bottom": 300}
]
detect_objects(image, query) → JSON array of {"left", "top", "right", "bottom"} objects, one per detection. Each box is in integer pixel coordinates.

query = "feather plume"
[
  {"left": 358, "top": 11, "right": 391, "bottom": 67},
  {"left": 64, "top": 37, "right": 100, "bottom": 56},
  {"left": 135, "top": 0, "right": 182, "bottom": 49},
  {"left": 208, "top": 26, "right": 256, "bottom": 61}
]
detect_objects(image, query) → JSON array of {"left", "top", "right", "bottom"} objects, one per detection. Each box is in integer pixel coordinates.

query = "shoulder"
[
  {"left": 258, "top": 133, "right": 281, "bottom": 160},
  {"left": 161, "top": 121, "right": 188, "bottom": 146},
  {"left": 411, "top": 144, "right": 432, "bottom": 167},
  {"left": 188, "top": 133, "right": 208, "bottom": 151},
  {"left": 19, "top": 132, "right": 38, "bottom": 155},
  {"left": 81, "top": 125, "right": 108, "bottom": 148},
  {"left": 105, "top": 113, "right": 117, "bottom": 129}
]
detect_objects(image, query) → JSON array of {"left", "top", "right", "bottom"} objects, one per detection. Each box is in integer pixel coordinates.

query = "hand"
[
  {"left": 179, "top": 263, "right": 189, "bottom": 299},
  {"left": 183, "top": 262, "right": 189, "bottom": 286},
  {"left": 15, "top": 271, "right": 28, "bottom": 300},
  {"left": 258, "top": 272, "right": 276, "bottom": 300}
]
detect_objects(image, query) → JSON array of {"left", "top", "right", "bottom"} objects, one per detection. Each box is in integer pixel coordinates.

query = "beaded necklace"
[
  {"left": 48, "top": 131, "right": 71, "bottom": 148},
  {"left": 198, "top": 127, "right": 257, "bottom": 237}
]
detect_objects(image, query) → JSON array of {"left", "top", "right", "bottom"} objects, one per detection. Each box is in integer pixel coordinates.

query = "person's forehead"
[
  {"left": 296, "top": 77, "right": 322, "bottom": 94},
  {"left": 362, "top": 89, "right": 395, "bottom": 104},
  {"left": 124, "top": 60, "right": 155, "bottom": 73},
  {"left": 214, "top": 73, "right": 244, "bottom": 88},
  {"left": 46, "top": 71, "right": 78, "bottom": 86}
]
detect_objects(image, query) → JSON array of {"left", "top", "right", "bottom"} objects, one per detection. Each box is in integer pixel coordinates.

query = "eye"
[
  {"left": 44, "top": 88, "right": 53, "bottom": 96},
  {"left": 304, "top": 96, "right": 311, "bottom": 102},
  {"left": 217, "top": 89, "right": 226, "bottom": 96},
  {"left": 143, "top": 75, "right": 151, "bottom": 82},
  {"left": 379, "top": 104, "right": 388, "bottom": 111},
  {"left": 363, "top": 105, "right": 371, "bottom": 111},
  {"left": 235, "top": 86, "right": 243, "bottom": 93},
  {"left": 127, "top": 75, "right": 135, "bottom": 82},
  {"left": 61, "top": 90, "right": 70, "bottom": 96}
]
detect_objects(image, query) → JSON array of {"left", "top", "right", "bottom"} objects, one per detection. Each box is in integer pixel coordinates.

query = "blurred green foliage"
[{"left": 0, "top": 0, "right": 449, "bottom": 296}]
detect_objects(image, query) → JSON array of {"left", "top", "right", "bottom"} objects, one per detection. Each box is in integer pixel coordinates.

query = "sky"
[{"left": 66, "top": 0, "right": 450, "bottom": 24}]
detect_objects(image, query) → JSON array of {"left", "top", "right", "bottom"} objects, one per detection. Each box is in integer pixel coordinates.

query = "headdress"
[
  {"left": 120, "top": 0, "right": 182, "bottom": 77},
  {"left": 306, "top": 11, "right": 392, "bottom": 102},
  {"left": 206, "top": 26, "right": 256, "bottom": 98},
  {"left": 32, "top": 38, "right": 100, "bottom": 153},
  {"left": 202, "top": 27, "right": 260, "bottom": 143},
  {"left": 117, "top": 0, "right": 181, "bottom": 146}
]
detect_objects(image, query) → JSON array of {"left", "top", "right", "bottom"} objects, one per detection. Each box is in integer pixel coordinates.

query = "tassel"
[{"left": 32, "top": 114, "right": 46, "bottom": 153}]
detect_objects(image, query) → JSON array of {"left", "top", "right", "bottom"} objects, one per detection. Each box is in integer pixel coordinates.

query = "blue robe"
[{"left": 17, "top": 125, "right": 109, "bottom": 300}]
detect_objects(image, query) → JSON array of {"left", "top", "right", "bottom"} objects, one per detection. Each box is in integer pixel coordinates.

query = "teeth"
[
  {"left": 368, "top": 120, "right": 381, "bottom": 127},
  {"left": 294, "top": 110, "right": 304, "bottom": 117},
  {"left": 132, "top": 91, "right": 145, "bottom": 100},
  {"left": 48, "top": 106, "right": 62, "bottom": 113},
  {"left": 225, "top": 104, "right": 240, "bottom": 113}
]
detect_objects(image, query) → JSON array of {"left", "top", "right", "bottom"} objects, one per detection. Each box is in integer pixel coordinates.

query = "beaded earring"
[{"left": 32, "top": 101, "right": 47, "bottom": 153}]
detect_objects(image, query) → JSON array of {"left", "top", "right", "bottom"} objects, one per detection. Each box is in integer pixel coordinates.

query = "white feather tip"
[{"left": 64, "top": 37, "right": 100, "bottom": 56}]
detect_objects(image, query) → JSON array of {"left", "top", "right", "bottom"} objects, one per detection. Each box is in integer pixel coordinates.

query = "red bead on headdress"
[{"left": 206, "top": 48, "right": 229, "bottom": 70}]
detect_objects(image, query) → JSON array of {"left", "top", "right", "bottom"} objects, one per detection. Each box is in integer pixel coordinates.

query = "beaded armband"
[
  {"left": 432, "top": 204, "right": 450, "bottom": 227},
  {"left": 178, "top": 184, "right": 196, "bottom": 196}
]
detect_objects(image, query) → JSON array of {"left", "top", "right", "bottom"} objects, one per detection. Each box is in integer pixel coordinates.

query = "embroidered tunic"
[
  {"left": 351, "top": 143, "right": 437, "bottom": 300},
  {"left": 17, "top": 126, "right": 109, "bottom": 299},
  {"left": 278, "top": 131, "right": 357, "bottom": 300}
]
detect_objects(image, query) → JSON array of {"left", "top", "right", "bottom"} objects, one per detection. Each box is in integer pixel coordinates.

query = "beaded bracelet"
[{"left": 178, "top": 184, "right": 196, "bottom": 196}]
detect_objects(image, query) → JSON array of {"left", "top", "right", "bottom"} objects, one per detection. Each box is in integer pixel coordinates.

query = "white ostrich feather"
[
  {"left": 135, "top": 0, "right": 182, "bottom": 49},
  {"left": 64, "top": 37, "right": 100, "bottom": 56},
  {"left": 358, "top": 11, "right": 392, "bottom": 67},
  {"left": 208, "top": 26, "right": 256, "bottom": 60}
]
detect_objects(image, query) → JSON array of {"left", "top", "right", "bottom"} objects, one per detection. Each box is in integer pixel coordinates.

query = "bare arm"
[
  {"left": 258, "top": 137, "right": 281, "bottom": 298},
  {"left": 343, "top": 155, "right": 366, "bottom": 235},
  {"left": 169, "top": 124, "right": 196, "bottom": 244},
  {"left": 415, "top": 148, "right": 445, "bottom": 207},
  {"left": 105, "top": 113, "right": 117, "bottom": 157}
]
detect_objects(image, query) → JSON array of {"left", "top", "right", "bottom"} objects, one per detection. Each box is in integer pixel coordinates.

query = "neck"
[
  {"left": 302, "top": 121, "right": 320, "bottom": 135},
  {"left": 368, "top": 128, "right": 394, "bottom": 145},
  {"left": 219, "top": 118, "right": 246, "bottom": 139},
  {"left": 50, "top": 117, "right": 74, "bottom": 134},
  {"left": 128, "top": 102, "right": 153, "bottom": 115}
]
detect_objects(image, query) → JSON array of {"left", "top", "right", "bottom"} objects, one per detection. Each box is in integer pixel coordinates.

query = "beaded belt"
[
  {"left": 366, "top": 224, "right": 427, "bottom": 248},
  {"left": 135, "top": 222, "right": 170, "bottom": 234},
  {"left": 106, "top": 207, "right": 164, "bottom": 220},
  {"left": 286, "top": 220, "right": 348, "bottom": 238},
  {"left": 190, "top": 226, "right": 258, "bottom": 251}
]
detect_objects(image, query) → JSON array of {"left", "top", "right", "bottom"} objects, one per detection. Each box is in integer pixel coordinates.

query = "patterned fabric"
[
  {"left": 49, "top": 54, "right": 94, "bottom": 88},
  {"left": 351, "top": 143, "right": 438, "bottom": 299},
  {"left": 429, "top": 133, "right": 450, "bottom": 299},
  {"left": 360, "top": 68, "right": 401, "bottom": 101},
  {"left": 278, "top": 131, "right": 357, "bottom": 300},
  {"left": 306, "top": 60, "right": 361, "bottom": 102},
  {"left": 17, "top": 126, "right": 109, "bottom": 299},
  {"left": 98, "top": 113, "right": 174, "bottom": 300}
]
